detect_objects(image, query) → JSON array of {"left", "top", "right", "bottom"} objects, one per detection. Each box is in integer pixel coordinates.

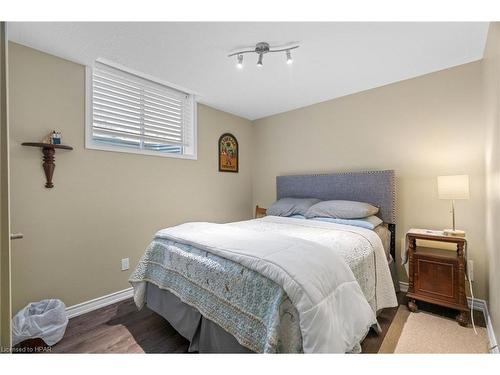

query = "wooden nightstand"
[{"left": 406, "top": 229, "right": 469, "bottom": 326}]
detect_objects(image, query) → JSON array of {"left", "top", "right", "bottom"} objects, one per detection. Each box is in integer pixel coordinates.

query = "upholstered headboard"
[{"left": 276, "top": 170, "right": 396, "bottom": 258}]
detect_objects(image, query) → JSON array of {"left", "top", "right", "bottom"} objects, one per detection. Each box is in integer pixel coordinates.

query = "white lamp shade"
[{"left": 437, "top": 175, "right": 470, "bottom": 200}]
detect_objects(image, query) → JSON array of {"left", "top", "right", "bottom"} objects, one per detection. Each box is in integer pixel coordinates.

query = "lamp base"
[{"left": 443, "top": 229, "right": 466, "bottom": 237}]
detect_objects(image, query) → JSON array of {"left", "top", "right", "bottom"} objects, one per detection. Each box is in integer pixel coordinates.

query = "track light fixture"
[
  {"left": 257, "top": 53, "right": 263, "bottom": 67},
  {"left": 228, "top": 42, "right": 299, "bottom": 69},
  {"left": 236, "top": 54, "right": 243, "bottom": 69}
]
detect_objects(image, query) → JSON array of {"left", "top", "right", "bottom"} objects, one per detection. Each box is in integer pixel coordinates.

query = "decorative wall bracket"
[{"left": 22, "top": 142, "right": 73, "bottom": 188}]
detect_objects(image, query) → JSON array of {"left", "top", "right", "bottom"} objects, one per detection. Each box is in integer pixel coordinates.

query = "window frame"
[{"left": 85, "top": 59, "right": 197, "bottom": 160}]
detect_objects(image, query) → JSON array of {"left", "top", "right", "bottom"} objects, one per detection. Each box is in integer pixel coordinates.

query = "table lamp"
[{"left": 437, "top": 175, "right": 469, "bottom": 237}]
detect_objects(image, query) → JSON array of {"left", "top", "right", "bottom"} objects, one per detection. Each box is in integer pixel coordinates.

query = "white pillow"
[{"left": 311, "top": 215, "right": 383, "bottom": 230}]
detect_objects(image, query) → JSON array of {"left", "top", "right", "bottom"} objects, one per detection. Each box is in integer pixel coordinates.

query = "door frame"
[{"left": 0, "top": 21, "right": 12, "bottom": 352}]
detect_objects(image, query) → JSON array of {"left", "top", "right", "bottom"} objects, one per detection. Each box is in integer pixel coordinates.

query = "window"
[{"left": 86, "top": 60, "right": 196, "bottom": 159}]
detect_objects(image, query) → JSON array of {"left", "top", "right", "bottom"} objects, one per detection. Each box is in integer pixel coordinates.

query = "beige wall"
[
  {"left": 483, "top": 22, "right": 500, "bottom": 339},
  {"left": 8, "top": 41, "right": 492, "bottom": 314},
  {"left": 8, "top": 43, "right": 254, "bottom": 312},
  {"left": 252, "top": 62, "right": 487, "bottom": 299}
]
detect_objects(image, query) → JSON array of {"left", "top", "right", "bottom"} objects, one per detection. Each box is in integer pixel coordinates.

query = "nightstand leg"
[
  {"left": 456, "top": 311, "right": 469, "bottom": 327},
  {"left": 408, "top": 299, "right": 418, "bottom": 312}
]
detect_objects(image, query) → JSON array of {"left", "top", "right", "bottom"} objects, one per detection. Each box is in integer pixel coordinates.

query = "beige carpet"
[{"left": 379, "top": 306, "right": 489, "bottom": 353}]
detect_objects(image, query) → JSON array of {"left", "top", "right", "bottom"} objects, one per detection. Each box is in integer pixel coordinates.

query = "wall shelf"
[{"left": 22, "top": 142, "right": 73, "bottom": 188}]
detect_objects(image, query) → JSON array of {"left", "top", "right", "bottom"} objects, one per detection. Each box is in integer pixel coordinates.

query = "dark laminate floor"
[
  {"left": 50, "top": 292, "right": 485, "bottom": 354},
  {"left": 52, "top": 299, "right": 189, "bottom": 353}
]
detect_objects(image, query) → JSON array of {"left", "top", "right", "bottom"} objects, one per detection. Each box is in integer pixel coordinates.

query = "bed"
[{"left": 129, "top": 170, "right": 398, "bottom": 353}]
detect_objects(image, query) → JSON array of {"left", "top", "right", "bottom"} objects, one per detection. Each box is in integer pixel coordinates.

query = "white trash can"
[{"left": 12, "top": 299, "right": 68, "bottom": 346}]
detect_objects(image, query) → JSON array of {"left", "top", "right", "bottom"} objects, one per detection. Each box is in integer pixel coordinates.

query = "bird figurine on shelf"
[{"left": 41, "top": 132, "right": 52, "bottom": 144}]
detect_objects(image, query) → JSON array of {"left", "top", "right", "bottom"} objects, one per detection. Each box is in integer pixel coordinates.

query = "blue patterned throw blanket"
[{"left": 129, "top": 238, "right": 303, "bottom": 353}]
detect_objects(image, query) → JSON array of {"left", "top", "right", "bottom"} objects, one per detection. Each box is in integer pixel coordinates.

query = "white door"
[{"left": 0, "top": 21, "right": 12, "bottom": 352}]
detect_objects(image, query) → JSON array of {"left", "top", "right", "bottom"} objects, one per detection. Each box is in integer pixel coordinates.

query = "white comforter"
[
  {"left": 155, "top": 216, "right": 397, "bottom": 353},
  {"left": 231, "top": 216, "right": 397, "bottom": 312}
]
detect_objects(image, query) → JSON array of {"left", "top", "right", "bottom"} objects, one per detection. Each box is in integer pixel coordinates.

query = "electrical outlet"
[
  {"left": 121, "top": 258, "right": 130, "bottom": 271},
  {"left": 467, "top": 259, "right": 474, "bottom": 281}
]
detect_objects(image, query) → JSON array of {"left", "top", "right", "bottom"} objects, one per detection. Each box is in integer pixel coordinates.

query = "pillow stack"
[{"left": 266, "top": 198, "right": 382, "bottom": 230}]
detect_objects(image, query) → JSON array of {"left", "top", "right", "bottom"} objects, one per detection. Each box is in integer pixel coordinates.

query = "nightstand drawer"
[{"left": 415, "top": 256, "right": 458, "bottom": 304}]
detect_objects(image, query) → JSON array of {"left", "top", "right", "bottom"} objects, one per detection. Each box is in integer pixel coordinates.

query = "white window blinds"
[{"left": 87, "top": 60, "right": 196, "bottom": 158}]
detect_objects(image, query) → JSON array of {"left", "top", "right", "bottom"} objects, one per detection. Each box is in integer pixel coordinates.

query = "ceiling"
[{"left": 8, "top": 22, "right": 489, "bottom": 120}]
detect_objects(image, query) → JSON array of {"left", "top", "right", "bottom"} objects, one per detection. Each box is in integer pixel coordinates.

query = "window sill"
[{"left": 84, "top": 142, "right": 197, "bottom": 160}]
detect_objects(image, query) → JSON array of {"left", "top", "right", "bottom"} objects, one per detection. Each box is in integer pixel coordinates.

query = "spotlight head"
[
  {"left": 236, "top": 54, "right": 243, "bottom": 69},
  {"left": 286, "top": 50, "right": 293, "bottom": 65},
  {"left": 257, "top": 53, "right": 263, "bottom": 67}
]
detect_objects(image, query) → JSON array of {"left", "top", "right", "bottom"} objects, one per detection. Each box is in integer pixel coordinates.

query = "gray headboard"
[{"left": 276, "top": 170, "right": 396, "bottom": 224}]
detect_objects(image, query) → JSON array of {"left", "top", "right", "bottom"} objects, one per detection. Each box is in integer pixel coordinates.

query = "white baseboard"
[
  {"left": 481, "top": 300, "right": 500, "bottom": 353},
  {"left": 399, "top": 281, "right": 409, "bottom": 292},
  {"left": 65, "top": 287, "right": 133, "bottom": 319},
  {"left": 398, "top": 281, "right": 498, "bottom": 353}
]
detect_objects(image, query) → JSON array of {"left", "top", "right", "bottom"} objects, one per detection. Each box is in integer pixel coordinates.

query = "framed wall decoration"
[{"left": 218, "top": 133, "right": 238, "bottom": 173}]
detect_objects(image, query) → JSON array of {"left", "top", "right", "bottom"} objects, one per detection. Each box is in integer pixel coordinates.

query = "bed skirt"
[{"left": 145, "top": 282, "right": 253, "bottom": 353}]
